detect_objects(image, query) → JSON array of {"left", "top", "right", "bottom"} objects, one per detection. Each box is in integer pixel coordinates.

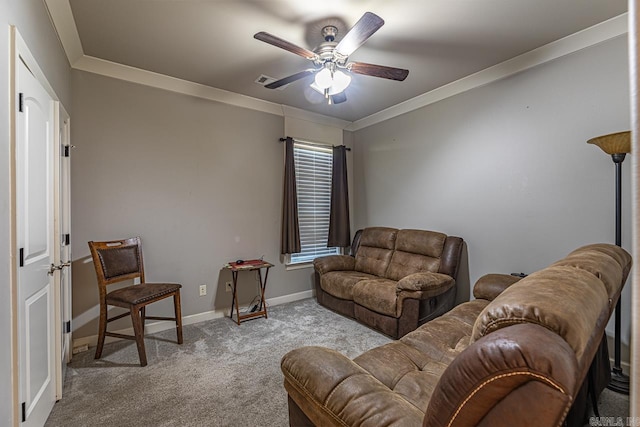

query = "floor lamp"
[{"left": 587, "top": 130, "right": 631, "bottom": 395}]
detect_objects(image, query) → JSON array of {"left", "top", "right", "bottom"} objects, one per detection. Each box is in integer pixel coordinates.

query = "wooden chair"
[{"left": 88, "top": 237, "right": 183, "bottom": 366}]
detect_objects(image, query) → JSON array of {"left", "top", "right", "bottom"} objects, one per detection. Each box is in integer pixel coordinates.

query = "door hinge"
[
  {"left": 21, "top": 402, "right": 26, "bottom": 422},
  {"left": 19, "top": 248, "right": 24, "bottom": 267},
  {"left": 18, "top": 92, "right": 24, "bottom": 113},
  {"left": 65, "top": 320, "right": 71, "bottom": 334},
  {"left": 64, "top": 233, "right": 70, "bottom": 246},
  {"left": 63, "top": 145, "right": 70, "bottom": 157}
]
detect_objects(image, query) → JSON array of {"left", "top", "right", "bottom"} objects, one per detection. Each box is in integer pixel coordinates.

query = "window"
[{"left": 290, "top": 141, "right": 340, "bottom": 264}]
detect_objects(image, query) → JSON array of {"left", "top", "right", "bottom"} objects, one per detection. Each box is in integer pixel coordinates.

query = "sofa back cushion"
[
  {"left": 552, "top": 244, "right": 630, "bottom": 300},
  {"left": 470, "top": 264, "right": 611, "bottom": 363},
  {"left": 354, "top": 227, "right": 398, "bottom": 277},
  {"left": 385, "top": 229, "right": 446, "bottom": 281}
]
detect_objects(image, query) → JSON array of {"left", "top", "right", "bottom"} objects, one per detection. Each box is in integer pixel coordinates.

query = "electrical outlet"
[
  {"left": 225, "top": 282, "right": 233, "bottom": 292},
  {"left": 199, "top": 284, "right": 207, "bottom": 296}
]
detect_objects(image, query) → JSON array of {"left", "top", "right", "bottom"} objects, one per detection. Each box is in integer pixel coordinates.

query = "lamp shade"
[
  {"left": 314, "top": 68, "right": 333, "bottom": 89},
  {"left": 587, "top": 131, "right": 631, "bottom": 155},
  {"left": 310, "top": 70, "right": 352, "bottom": 96}
]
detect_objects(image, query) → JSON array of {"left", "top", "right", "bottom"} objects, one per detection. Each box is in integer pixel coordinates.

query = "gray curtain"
[
  {"left": 327, "top": 145, "right": 351, "bottom": 247},
  {"left": 280, "top": 137, "right": 301, "bottom": 254}
]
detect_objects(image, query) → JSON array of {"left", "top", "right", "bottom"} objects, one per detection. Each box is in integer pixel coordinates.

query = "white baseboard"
[
  {"left": 265, "top": 289, "right": 313, "bottom": 306},
  {"left": 72, "top": 289, "right": 314, "bottom": 352}
]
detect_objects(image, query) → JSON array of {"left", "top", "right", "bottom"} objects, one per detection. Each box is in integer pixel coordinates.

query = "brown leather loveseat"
[
  {"left": 283, "top": 243, "right": 631, "bottom": 426},
  {"left": 313, "top": 227, "right": 464, "bottom": 339}
]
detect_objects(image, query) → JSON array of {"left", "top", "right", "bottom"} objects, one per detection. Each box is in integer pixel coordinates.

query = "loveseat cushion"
[
  {"left": 385, "top": 230, "right": 446, "bottom": 280},
  {"left": 354, "top": 227, "right": 397, "bottom": 276},
  {"left": 352, "top": 279, "right": 398, "bottom": 316},
  {"left": 320, "top": 271, "right": 378, "bottom": 300},
  {"left": 471, "top": 265, "right": 609, "bottom": 362}
]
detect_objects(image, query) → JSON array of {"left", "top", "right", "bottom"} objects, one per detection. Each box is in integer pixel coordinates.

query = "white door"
[
  {"left": 16, "top": 57, "right": 57, "bottom": 426},
  {"left": 54, "top": 106, "right": 72, "bottom": 400}
]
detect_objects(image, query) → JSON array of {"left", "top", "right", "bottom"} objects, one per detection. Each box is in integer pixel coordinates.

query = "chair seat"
[{"left": 106, "top": 283, "right": 181, "bottom": 305}]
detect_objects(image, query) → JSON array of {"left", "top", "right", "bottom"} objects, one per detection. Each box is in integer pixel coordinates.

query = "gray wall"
[
  {"left": 1, "top": 0, "right": 71, "bottom": 423},
  {"left": 352, "top": 36, "right": 632, "bottom": 349},
  {"left": 70, "top": 71, "right": 318, "bottom": 338}
]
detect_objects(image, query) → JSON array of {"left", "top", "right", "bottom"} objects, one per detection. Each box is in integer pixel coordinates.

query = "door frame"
[
  {"left": 53, "top": 103, "right": 71, "bottom": 400},
  {"left": 9, "top": 26, "right": 69, "bottom": 426}
]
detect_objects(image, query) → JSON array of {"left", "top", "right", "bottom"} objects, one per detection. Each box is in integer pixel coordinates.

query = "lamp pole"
[
  {"left": 587, "top": 131, "right": 631, "bottom": 395},
  {"left": 608, "top": 152, "right": 629, "bottom": 394}
]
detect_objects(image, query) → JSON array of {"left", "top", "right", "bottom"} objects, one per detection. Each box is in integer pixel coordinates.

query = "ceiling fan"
[{"left": 254, "top": 12, "right": 409, "bottom": 105}]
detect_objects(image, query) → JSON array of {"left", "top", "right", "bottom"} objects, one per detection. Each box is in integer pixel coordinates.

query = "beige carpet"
[
  {"left": 45, "top": 298, "right": 391, "bottom": 426},
  {"left": 45, "top": 298, "right": 629, "bottom": 426}
]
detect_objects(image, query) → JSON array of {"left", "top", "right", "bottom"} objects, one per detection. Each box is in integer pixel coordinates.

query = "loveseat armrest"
[
  {"left": 396, "top": 272, "right": 454, "bottom": 297},
  {"left": 313, "top": 255, "right": 355, "bottom": 275},
  {"left": 472, "top": 273, "right": 522, "bottom": 301}
]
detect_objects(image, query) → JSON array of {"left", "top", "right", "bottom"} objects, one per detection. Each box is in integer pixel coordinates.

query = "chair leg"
[
  {"left": 174, "top": 291, "right": 183, "bottom": 344},
  {"left": 95, "top": 303, "right": 108, "bottom": 359},
  {"left": 130, "top": 306, "right": 148, "bottom": 367}
]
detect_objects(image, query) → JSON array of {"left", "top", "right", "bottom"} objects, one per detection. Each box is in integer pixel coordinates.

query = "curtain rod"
[{"left": 279, "top": 137, "right": 351, "bottom": 151}]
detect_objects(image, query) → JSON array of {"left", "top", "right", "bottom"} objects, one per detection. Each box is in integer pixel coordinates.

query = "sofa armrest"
[
  {"left": 424, "top": 324, "right": 578, "bottom": 427},
  {"left": 472, "top": 273, "right": 522, "bottom": 301},
  {"left": 396, "top": 272, "right": 454, "bottom": 297},
  {"left": 313, "top": 255, "right": 355, "bottom": 275}
]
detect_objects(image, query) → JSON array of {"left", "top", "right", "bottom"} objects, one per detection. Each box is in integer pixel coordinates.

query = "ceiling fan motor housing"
[{"left": 322, "top": 25, "right": 338, "bottom": 42}]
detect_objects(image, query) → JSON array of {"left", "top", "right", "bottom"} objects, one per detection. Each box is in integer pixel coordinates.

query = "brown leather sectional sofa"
[
  {"left": 283, "top": 243, "right": 632, "bottom": 427},
  {"left": 313, "top": 227, "right": 464, "bottom": 339}
]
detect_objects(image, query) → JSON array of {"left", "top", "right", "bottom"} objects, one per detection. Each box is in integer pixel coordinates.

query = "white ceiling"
[{"left": 56, "top": 0, "right": 628, "bottom": 123}]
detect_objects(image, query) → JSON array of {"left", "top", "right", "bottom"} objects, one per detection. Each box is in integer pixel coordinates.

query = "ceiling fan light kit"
[{"left": 254, "top": 11, "right": 409, "bottom": 105}]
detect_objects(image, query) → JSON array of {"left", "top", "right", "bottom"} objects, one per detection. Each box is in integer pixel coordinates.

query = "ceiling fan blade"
[
  {"left": 335, "top": 12, "right": 385, "bottom": 56},
  {"left": 348, "top": 62, "right": 409, "bottom": 81},
  {"left": 254, "top": 32, "right": 317, "bottom": 60},
  {"left": 330, "top": 92, "right": 347, "bottom": 104},
  {"left": 265, "top": 69, "right": 317, "bottom": 89}
]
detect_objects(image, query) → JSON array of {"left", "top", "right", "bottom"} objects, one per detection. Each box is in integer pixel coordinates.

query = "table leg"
[
  {"left": 231, "top": 270, "right": 240, "bottom": 325},
  {"left": 258, "top": 267, "right": 269, "bottom": 318}
]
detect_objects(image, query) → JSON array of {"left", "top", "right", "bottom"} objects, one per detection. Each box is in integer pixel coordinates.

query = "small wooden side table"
[{"left": 224, "top": 259, "right": 273, "bottom": 325}]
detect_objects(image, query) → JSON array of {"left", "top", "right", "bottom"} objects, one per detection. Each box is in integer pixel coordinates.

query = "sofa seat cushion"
[
  {"left": 282, "top": 346, "right": 425, "bottom": 426},
  {"left": 352, "top": 279, "right": 398, "bottom": 317},
  {"left": 320, "top": 271, "right": 378, "bottom": 300},
  {"left": 351, "top": 299, "right": 489, "bottom": 413}
]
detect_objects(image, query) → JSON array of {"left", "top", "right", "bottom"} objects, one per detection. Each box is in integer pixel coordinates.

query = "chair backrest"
[{"left": 88, "top": 237, "right": 146, "bottom": 292}]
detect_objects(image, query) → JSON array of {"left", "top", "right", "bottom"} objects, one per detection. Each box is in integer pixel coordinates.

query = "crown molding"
[
  {"left": 44, "top": 0, "right": 83, "bottom": 65},
  {"left": 74, "top": 55, "right": 286, "bottom": 116},
  {"left": 45, "top": 0, "right": 628, "bottom": 133},
  {"left": 346, "top": 13, "right": 628, "bottom": 131},
  {"left": 73, "top": 54, "right": 353, "bottom": 128}
]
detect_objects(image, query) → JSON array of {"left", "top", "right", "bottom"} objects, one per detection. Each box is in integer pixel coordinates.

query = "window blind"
[{"left": 290, "top": 142, "right": 339, "bottom": 264}]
